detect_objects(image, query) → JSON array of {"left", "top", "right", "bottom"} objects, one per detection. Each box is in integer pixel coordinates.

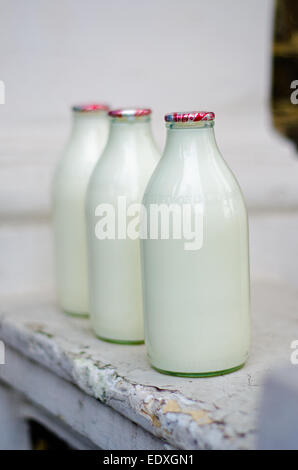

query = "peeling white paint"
[{"left": 0, "top": 281, "right": 296, "bottom": 449}]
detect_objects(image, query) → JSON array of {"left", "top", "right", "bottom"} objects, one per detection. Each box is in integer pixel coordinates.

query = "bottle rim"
[
  {"left": 108, "top": 108, "right": 152, "bottom": 119},
  {"left": 164, "top": 111, "right": 215, "bottom": 123},
  {"left": 72, "top": 103, "right": 110, "bottom": 113}
]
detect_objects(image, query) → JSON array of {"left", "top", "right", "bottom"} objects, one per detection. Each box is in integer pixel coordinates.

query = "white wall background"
[
  {"left": 1, "top": 0, "right": 293, "bottom": 213},
  {"left": 0, "top": 0, "right": 274, "bottom": 142},
  {"left": 0, "top": 0, "right": 298, "bottom": 297}
]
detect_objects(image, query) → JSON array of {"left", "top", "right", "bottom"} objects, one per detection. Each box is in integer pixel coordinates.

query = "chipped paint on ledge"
[{"left": 162, "top": 399, "right": 212, "bottom": 426}]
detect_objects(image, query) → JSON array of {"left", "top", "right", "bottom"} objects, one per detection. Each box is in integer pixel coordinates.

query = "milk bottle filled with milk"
[
  {"left": 86, "top": 108, "right": 160, "bottom": 343},
  {"left": 52, "top": 104, "right": 110, "bottom": 316},
  {"left": 141, "top": 111, "right": 250, "bottom": 376}
]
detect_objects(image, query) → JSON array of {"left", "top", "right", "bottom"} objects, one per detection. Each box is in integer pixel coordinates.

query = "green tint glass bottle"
[
  {"left": 52, "top": 104, "right": 109, "bottom": 316},
  {"left": 86, "top": 108, "right": 160, "bottom": 343},
  {"left": 141, "top": 111, "right": 250, "bottom": 376}
]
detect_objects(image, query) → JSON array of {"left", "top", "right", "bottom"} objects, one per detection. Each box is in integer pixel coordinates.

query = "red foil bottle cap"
[
  {"left": 108, "top": 108, "right": 152, "bottom": 119},
  {"left": 165, "top": 111, "right": 215, "bottom": 123},
  {"left": 72, "top": 104, "right": 110, "bottom": 112}
]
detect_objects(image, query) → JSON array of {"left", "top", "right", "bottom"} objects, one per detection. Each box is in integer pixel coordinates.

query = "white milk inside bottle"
[
  {"left": 52, "top": 104, "right": 110, "bottom": 316},
  {"left": 141, "top": 111, "right": 250, "bottom": 376},
  {"left": 86, "top": 108, "right": 160, "bottom": 343}
]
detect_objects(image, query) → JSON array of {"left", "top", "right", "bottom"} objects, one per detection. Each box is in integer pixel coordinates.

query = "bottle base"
[
  {"left": 151, "top": 362, "right": 245, "bottom": 378},
  {"left": 63, "top": 310, "right": 89, "bottom": 319},
  {"left": 95, "top": 334, "right": 144, "bottom": 345}
]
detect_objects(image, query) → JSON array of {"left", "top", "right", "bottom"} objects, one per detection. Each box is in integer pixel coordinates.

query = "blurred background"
[
  {"left": 0, "top": 0, "right": 297, "bottom": 311},
  {"left": 0, "top": 0, "right": 297, "bottom": 451},
  {"left": 0, "top": 0, "right": 298, "bottom": 302}
]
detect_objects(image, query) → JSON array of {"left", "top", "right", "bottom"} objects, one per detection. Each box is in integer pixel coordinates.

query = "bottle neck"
[
  {"left": 71, "top": 111, "right": 109, "bottom": 137},
  {"left": 164, "top": 122, "right": 220, "bottom": 161},
  {"left": 107, "top": 117, "right": 154, "bottom": 148}
]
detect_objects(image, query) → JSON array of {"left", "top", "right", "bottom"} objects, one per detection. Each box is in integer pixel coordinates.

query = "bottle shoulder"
[
  {"left": 88, "top": 144, "right": 159, "bottom": 186},
  {"left": 144, "top": 150, "right": 246, "bottom": 205},
  {"left": 86, "top": 146, "right": 160, "bottom": 205}
]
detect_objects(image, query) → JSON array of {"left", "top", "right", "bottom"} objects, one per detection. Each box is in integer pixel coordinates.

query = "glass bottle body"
[
  {"left": 52, "top": 109, "right": 109, "bottom": 316},
  {"left": 86, "top": 115, "right": 160, "bottom": 342},
  {"left": 141, "top": 121, "right": 250, "bottom": 376}
]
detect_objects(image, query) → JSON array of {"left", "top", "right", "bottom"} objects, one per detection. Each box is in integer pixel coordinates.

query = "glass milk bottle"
[
  {"left": 141, "top": 111, "right": 250, "bottom": 376},
  {"left": 86, "top": 108, "right": 160, "bottom": 343},
  {"left": 52, "top": 104, "right": 110, "bottom": 316}
]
